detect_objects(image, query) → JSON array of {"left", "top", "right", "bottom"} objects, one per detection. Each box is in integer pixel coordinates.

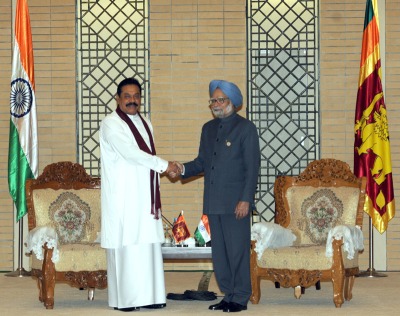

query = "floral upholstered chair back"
[
  {"left": 26, "top": 161, "right": 102, "bottom": 246},
  {"left": 285, "top": 186, "right": 360, "bottom": 246},
  {"left": 32, "top": 189, "right": 101, "bottom": 245}
]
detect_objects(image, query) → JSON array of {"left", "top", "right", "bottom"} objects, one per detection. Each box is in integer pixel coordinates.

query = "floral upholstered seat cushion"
[
  {"left": 255, "top": 244, "right": 359, "bottom": 270},
  {"left": 286, "top": 186, "right": 360, "bottom": 245},
  {"left": 32, "top": 189, "right": 101, "bottom": 243},
  {"left": 30, "top": 242, "right": 106, "bottom": 271}
]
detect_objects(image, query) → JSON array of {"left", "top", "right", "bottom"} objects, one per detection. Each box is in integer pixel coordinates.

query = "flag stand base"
[
  {"left": 5, "top": 267, "right": 31, "bottom": 278},
  {"left": 5, "top": 218, "right": 31, "bottom": 278},
  {"left": 356, "top": 218, "right": 388, "bottom": 278},
  {"left": 357, "top": 268, "right": 387, "bottom": 278}
]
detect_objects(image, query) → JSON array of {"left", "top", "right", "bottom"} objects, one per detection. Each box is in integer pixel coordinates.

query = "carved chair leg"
[
  {"left": 42, "top": 253, "right": 56, "bottom": 309},
  {"left": 42, "top": 270, "right": 55, "bottom": 309},
  {"left": 294, "top": 285, "right": 302, "bottom": 299},
  {"left": 88, "top": 288, "right": 95, "bottom": 300},
  {"left": 250, "top": 245, "right": 261, "bottom": 304},
  {"left": 332, "top": 275, "right": 345, "bottom": 308},
  {"left": 250, "top": 275, "right": 261, "bottom": 304},
  {"left": 36, "top": 276, "right": 44, "bottom": 302},
  {"left": 301, "top": 281, "right": 320, "bottom": 295},
  {"left": 344, "top": 276, "right": 355, "bottom": 301}
]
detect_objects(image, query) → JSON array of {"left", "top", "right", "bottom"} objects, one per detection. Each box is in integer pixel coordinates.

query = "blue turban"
[{"left": 209, "top": 80, "right": 243, "bottom": 108}]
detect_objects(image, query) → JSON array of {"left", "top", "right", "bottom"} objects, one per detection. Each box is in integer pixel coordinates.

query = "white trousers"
[{"left": 106, "top": 243, "right": 166, "bottom": 309}]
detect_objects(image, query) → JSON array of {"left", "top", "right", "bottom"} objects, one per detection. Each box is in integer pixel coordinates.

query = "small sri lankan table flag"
[
  {"left": 172, "top": 211, "right": 191, "bottom": 243},
  {"left": 354, "top": 0, "right": 395, "bottom": 234}
]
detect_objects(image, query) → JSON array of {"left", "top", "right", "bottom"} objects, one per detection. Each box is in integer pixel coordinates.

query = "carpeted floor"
[{"left": 0, "top": 271, "right": 398, "bottom": 315}]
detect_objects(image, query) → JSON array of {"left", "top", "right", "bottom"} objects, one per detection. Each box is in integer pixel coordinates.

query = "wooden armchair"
[
  {"left": 26, "top": 162, "right": 107, "bottom": 309},
  {"left": 250, "top": 159, "right": 366, "bottom": 307}
]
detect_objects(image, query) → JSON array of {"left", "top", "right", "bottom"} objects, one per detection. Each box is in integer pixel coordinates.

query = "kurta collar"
[{"left": 218, "top": 111, "right": 238, "bottom": 123}]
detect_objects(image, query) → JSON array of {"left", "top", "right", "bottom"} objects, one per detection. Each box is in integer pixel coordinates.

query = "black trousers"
[{"left": 208, "top": 213, "right": 251, "bottom": 306}]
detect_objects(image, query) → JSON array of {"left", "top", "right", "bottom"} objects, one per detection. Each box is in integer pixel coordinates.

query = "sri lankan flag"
[
  {"left": 354, "top": 0, "right": 395, "bottom": 233},
  {"left": 172, "top": 211, "right": 191, "bottom": 243},
  {"left": 8, "top": 0, "right": 38, "bottom": 221}
]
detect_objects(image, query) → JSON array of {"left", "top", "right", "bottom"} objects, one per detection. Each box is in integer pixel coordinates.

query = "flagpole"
[
  {"left": 162, "top": 213, "right": 173, "bottom": 228},
  {"left": 357, "top": 217, "right": 387, "bottom": 278},
  {"left": 5, "top": 217, "right": 30, "bottom": 277}
]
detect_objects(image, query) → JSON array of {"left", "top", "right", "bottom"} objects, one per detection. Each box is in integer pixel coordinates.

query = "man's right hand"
[{"left": 167, "top": 161, "right": 183, "bottom": 178}]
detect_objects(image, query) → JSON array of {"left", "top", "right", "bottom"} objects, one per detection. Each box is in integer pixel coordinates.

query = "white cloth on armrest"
[
  {"left": 251, "top": 222, "right": 297, "bottom": 260},
  {"left": 26, "top": 226, "right": 60, "bottom": 263},
  {"left": 325, "top": 225, "right": 364, "bottom": 260}
]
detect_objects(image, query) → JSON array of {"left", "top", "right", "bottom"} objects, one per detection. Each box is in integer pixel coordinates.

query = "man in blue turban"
[
  {"left": 209, "top": 79, "right": 243, "bottom": 108},
  {"left": 172, "top": 79, "right": 261, "bottom": 313}
]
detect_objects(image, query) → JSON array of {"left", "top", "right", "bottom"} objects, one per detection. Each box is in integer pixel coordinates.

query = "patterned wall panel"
[
  {"left": 247, "top": 0, "right": 320, "bottom": 221},
  {"left": 77, "top": 0, "right": 148, "bottom": 176}
]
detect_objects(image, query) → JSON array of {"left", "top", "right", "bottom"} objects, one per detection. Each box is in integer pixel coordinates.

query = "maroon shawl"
[{"left": 116, "top": 107, "right": 161, "bottom": 219}]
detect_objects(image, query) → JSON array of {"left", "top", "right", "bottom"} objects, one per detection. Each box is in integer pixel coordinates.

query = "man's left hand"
[{"left": 235, "top": 201, "right": 249, "bottom": 219}]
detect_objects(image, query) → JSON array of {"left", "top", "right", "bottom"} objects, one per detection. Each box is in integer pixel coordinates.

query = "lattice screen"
[
  {"left": 247, "top": 0, "right": 320, "bottom": 221},
  {"left": 77, "top": 0, "right": 148, "bottom": 176},
  {"left": 75, "top": 0, "right": 319, "bottom": 219}
]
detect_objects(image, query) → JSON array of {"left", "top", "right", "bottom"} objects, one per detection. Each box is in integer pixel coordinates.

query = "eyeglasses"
[{"left": 208, "top": 97, "right": 229, "bottom": 105}]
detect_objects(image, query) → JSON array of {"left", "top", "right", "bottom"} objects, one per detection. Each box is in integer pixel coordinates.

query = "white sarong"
[{"left": 107, "top": 242, "right": 166, "bottom": 309}]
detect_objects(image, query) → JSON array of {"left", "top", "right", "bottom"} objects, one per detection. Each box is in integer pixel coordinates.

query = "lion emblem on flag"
[{"left": 355, "top": 92, "right": 392, "bottom": 186}]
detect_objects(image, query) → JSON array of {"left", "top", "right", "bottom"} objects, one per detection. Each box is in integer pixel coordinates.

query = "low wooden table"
[{"left": 162, "top": 246, "right": 213, "bottom": 291}]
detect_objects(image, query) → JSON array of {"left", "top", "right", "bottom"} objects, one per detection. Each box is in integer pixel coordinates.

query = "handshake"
[{"left": 166, "top": 161, "right": 184, "bottom": 179}]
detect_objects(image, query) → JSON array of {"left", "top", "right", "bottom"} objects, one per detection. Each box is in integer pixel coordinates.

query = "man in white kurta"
[{"left": 100, "top": 78, "right": 176, "bottom": 311}]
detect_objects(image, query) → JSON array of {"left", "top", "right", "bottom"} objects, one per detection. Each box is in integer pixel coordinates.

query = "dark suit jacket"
[{"left": 183, "top": 112, "right": 260, "bottom": 215}]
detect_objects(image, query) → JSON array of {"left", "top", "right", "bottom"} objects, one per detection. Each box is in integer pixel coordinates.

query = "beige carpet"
[{"left": 0, "top": 271, "right": 398, "bottom": 315}]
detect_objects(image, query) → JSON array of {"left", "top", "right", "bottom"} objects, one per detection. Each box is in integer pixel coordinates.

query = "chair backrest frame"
[
  {"left": 273, "top": 159, "right": 367, "bottom": 229},
  {"left": 26, "top": 161, "right": 101, "bottom": 231}
]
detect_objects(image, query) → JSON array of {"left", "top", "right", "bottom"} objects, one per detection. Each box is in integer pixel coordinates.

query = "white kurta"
[{"left": 100, "top": 111, "right": 168, "bottom": 308}]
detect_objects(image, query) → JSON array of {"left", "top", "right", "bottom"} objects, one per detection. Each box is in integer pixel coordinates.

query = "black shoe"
[
  {"left": 223, "top": 302, "right": 247, "bottom": 313},
  {"left": 113, "top": 307, "right": 140, "bottom": 312},
  {"left": 141, "top": 303, "right": 166, "bottom": 309},
  {"left": 209, "top": 300, "right": 229, "bottom": 310}
]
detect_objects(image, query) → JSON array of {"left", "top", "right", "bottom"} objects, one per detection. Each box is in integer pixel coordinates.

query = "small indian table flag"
[{"left": 194, "top": 214, "right": 211, "bottom": 246}]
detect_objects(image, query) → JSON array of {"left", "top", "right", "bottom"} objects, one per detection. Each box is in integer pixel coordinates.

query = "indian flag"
[
  {"left": 8, "top": 0, "right": 38, "bottom": 221},
  {"left": 194, "top": 214, "right": 211, "bottom": 246}
]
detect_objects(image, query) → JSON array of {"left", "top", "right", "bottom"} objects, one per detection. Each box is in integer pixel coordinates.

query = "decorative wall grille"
[
  {"left": 77, "top": 0, "right": 148, "bottom": 176},
  {"left": 247, "top": 0, "right": 320, "bottom": 221}
]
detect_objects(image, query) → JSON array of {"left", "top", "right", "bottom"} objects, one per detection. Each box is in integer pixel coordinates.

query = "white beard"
[{"left": 212, "top": 103, "right": 234, "bottom": 118}]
